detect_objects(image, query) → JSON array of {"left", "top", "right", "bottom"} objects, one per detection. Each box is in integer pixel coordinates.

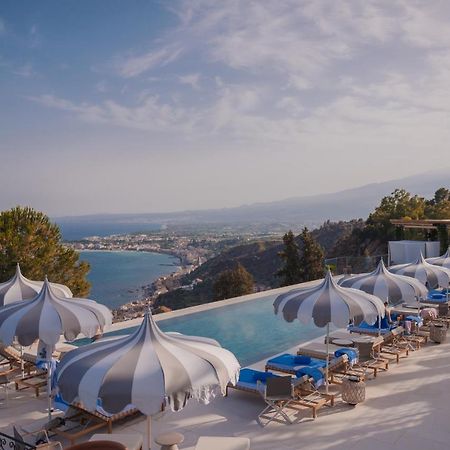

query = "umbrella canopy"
[
  {"left": 389, "top": 253, "right": 450, "bottom": 289},
  {"left": 426, "top": 248, "right": 450, "bottom": 269},
  {"left": 55, "top": 311, "right": 240, "bottom": 416},
  {"left": 339, "top": 260, "right": 428, "bottom": 305},
  {"left": 0, "top": 278, "right": 111, "bottom": 348},
  {"left": 274, "top": 270, "right": 385, "bottom": 328},
  {"left": 0, "top": 263, "right": 72, "bottom": 306}
]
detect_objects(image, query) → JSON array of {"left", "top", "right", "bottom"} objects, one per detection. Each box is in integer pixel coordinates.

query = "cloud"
[
  {"left": 29, "top": 93, "right": 195, "bottom": 133},
  {"left": 116, "top": 44, "right": 182, "bottom": 78},
  {"left": 13, "top": 63, "right": 35, "bottom": 78},
  {"left": 178, "top": 73, "right": 201, "bottom": 89},
  {"left": 29, "top": 1, "right": 450, "bottom": 149}
]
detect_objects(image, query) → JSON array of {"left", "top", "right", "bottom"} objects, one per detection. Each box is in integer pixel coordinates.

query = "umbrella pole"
[
  {"left": 47, "top": 352, "right": 52, "bottom": 422},
  {"left": 147, "top": 415, "right": 151, "bottom": 450},
  {"left": 326, "top": 323, "right": 329, "bottom": 395},
  {"left": 20, "top": 345, "right": 24, "bottom": 378}
]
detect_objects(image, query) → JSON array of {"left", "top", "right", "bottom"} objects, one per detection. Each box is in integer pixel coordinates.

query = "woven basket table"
[
  {"left": 430, "top": 322, "right": 447, "bottom": 343},
  {"left": 342, "top": 376, "right": 365, "bottom": 405}
]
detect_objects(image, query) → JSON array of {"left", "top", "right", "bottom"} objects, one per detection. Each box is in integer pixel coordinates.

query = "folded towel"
[
  {"left": 334, "top": 348, "right": 358, "bottom": 366},
  {"left": 295, "top": 366, "right": 324, "bottom": 387}
]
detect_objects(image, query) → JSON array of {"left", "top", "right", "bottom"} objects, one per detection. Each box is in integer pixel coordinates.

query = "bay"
[{"left": 79, "top": 250, "right": 179, "bottom": 309}]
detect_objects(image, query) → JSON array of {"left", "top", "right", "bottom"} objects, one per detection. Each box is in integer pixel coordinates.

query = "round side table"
[
  {"left": 333, "top": 338, "right": 354, "bottom": 347},
  {"left": 342, "top": 376, "right": 365, "bottom": 406},
  {"left": 155, "top": 432, "right": 184, "bottom": 450}
]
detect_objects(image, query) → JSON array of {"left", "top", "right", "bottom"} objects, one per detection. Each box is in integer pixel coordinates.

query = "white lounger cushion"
[{"left": 195, "top": 436, "right": 250, "bottom": 450}]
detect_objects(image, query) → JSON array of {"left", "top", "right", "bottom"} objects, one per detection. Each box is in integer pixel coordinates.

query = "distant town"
[{"left": 67, "top": 229, "right": 279, "bottom": 322}]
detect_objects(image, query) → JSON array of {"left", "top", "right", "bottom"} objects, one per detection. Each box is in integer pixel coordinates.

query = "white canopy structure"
[
  {"left": 56, "top": 311, "right": 240, "bottom": 449},
  {"left": 339, "top": 260, "right": 428, "bottom": 305},
  {"left": 274, "top": 270, "right": 385, "bottom": 392},
  {"left": 390, "top": 253, "right": 450, "bottom": 289},
  {"left": 0, "top": 263, "right": 72, "bottom": 306},
  {"left": 0, "top": 279, "right": 112, "bottom": 420},
  {"left": 427, "top": 248, "right": 450, "bottom": 270}
]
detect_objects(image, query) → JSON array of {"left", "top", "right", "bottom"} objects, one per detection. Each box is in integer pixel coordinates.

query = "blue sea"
[{"left": 79, "top": 251, "right": 179, "bottom": 309}]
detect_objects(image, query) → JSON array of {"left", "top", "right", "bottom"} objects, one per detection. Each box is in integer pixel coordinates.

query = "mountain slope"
[{"left": 56, "top": 168, "right": 450, "bottom": 230}]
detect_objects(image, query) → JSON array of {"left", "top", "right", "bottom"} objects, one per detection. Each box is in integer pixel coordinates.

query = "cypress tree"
[
  {"left": 277, "top": 230, "right": 302, "bottom": 286},
  {"left": 299, "top": 227, "right": 324, "bottom": 281}
]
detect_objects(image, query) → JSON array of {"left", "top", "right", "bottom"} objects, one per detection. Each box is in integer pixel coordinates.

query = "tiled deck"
[{"left": 2, "top": 334, "right": 450, "bottom": 450}]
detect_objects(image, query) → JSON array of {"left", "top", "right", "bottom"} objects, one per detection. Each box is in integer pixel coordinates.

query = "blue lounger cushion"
[
  {"left": 405, "top": 315, "right": 423, "bottom": 325},
  {"left": 348, "top": 322, "right": 391, "bottom": 334},
  {"left": 335, "top": 348, "right": 358, "bottom": 365},
  {"left": 238, "top": 368, "right": 277, "bottom": 384},
  {"left": 266, "top": 354, "right": 326, "bottom": 371},
  {"left": 295, "top": 366, "right": 324, "bottom": 387}
]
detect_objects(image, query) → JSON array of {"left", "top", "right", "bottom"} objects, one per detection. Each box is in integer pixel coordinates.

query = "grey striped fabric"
[
  {"left": 0, "top": 264, "right": 72, "bottom": 306},
  {"left": 427, "top": 248, "right": 450, "bottom": 269},
  {"left": 0, "top": 279, "right": 111, "bottom": 348},
  {"left": 339, "top": 260, "right": 428, "bottom": 305},
  {"left": 390, "top": 253, "right": 450, "bottom": 289},
  {"left": 274, "top": 270, "right": 385, "bottom": 328},
  {"left": 55, "top": 312, "right": 240, "bottom": 416}
]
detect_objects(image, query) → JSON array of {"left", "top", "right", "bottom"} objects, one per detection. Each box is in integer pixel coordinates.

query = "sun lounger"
[
  {"left": 14, "top": 371, "right": 47, "bottom": 397},
  {"left": 49, "top": 403, "right": 140, "bottom": 445},
  {"left": 348, "top": 322, "right": 394, "bottom": 335},
  {"left": 0, "top": 345, "right": 36, "bottom": 373},
  {"left": 265, "top": 354, "right": 327, "bottom": 375},
  {"left": 227, "top": 368, "right": 331, "bottom": 419},
  {"left": 379, "top": 327, "right": 409, "bottom": 363},
  {"left": 194, "top": 436, "right": 250, "bottom": 450}
]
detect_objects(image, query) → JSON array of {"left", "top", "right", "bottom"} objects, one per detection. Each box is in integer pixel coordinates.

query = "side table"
[{"left": 342, "top": 376, "right": 365, "bottom": 405}]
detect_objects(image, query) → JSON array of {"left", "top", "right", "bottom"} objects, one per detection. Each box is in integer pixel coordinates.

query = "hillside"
[
  {"left": 56, "top": 168, "right": 450, "bottom": 236},
  {"left": 155, "top": 220, "right": 365, "bottom": 310}
]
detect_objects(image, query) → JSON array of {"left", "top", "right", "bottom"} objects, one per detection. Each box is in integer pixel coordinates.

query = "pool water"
[{"left": 74, "top": 295, "right": 326, "bottom": 367}]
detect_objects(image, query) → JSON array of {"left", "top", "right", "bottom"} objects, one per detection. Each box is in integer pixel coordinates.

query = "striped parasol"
[
  {"left": 0, "top": 279, "right": 112, "bottom": 420},
  {"left": 274, "top": 270, "right": 384, "bottom": 392},
  {"left": 426, "top": 248, "right": 450, "bottom": 269},
  {"left": 0, "top": 263, "right": 72, "bottom": 306},
  {"left": 339, "top": 260, "right": 428, "bottom": 305},
  {"left": 389, "top": 253, "right": 450, "bottom": 289},
  {"left": 55, "top": 311, "right": 240, "bottom": 449}
]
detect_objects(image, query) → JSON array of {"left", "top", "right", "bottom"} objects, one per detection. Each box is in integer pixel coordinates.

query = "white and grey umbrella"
[
  {"left": 0, "top": 263, "right": 72, "bottom": 306},
  {"left": 56, "top": 311, "right": 240, "bottom": 449},
  {"left": 274, "top": 270, "right": 385, "bottom": 392},
  {"left": 0, "top": 279, "right": 112, "bottom": 419},
  {"left": 390, "top": 253, "right": 450, "bottom": 289},
  {"left": 427, "top": 248, "right": 450, "bottom": 269},
  {"left": 339, "top": 259, "right": 428, "bottom": 305}
]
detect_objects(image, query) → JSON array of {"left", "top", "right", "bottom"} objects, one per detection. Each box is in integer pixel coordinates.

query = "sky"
[{"left": 1, "top": 1, "right": 450, "bottom": 217}]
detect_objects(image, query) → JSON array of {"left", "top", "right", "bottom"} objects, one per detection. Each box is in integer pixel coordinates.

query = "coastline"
[{"left": 76, "top": 248, "right": 193, "bottom": 322}]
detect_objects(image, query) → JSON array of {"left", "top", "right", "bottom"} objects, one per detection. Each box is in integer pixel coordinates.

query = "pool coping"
[{"left": 108, "top": 277, "right": 324, "bottom": 333}]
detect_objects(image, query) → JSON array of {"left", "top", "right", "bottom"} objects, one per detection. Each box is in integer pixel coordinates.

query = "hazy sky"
[{"left": 1, "top": 1, "right": 450, "bottom": 216}]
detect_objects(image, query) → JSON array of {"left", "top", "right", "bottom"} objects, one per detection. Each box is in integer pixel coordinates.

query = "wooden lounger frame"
[{"left": 50, "top": 403, "right": 140, "bottom": 445}]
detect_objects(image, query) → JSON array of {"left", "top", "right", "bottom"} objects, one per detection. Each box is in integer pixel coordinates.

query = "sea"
[
  {"left": 79, "top": 251, "right": 179, "bottom": 309},
  {"left": 56, "top": 220, "right": 178, "bottom": 309}
]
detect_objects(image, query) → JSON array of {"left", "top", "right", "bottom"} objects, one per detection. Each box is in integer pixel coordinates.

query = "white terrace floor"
[{"left": 2, "top": 334, "right": 450, "bottom": 450}]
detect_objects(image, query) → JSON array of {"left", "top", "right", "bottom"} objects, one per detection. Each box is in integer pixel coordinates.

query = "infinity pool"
[{"left": 75, "top": 295, "right": 325, "bottom": 366}]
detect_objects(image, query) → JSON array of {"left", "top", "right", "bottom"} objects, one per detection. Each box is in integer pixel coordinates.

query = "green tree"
[
  {"left": 0, "top": 206, "right": 91, "bottom": 296},
  {"left": 298, "top": 227, "right": 324, "bottom": 281},
  {"left": 426, "top": 188, "right": 450, "bottom": 219},
  {"left": 213, "top": 263, "right": 254, "bottom": 300},
  {"left": 366, "top": 189, "right": 426, "bottom": 240},
  {"left": 276, "top": 230, "right": 302, "bottom": 286}
]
